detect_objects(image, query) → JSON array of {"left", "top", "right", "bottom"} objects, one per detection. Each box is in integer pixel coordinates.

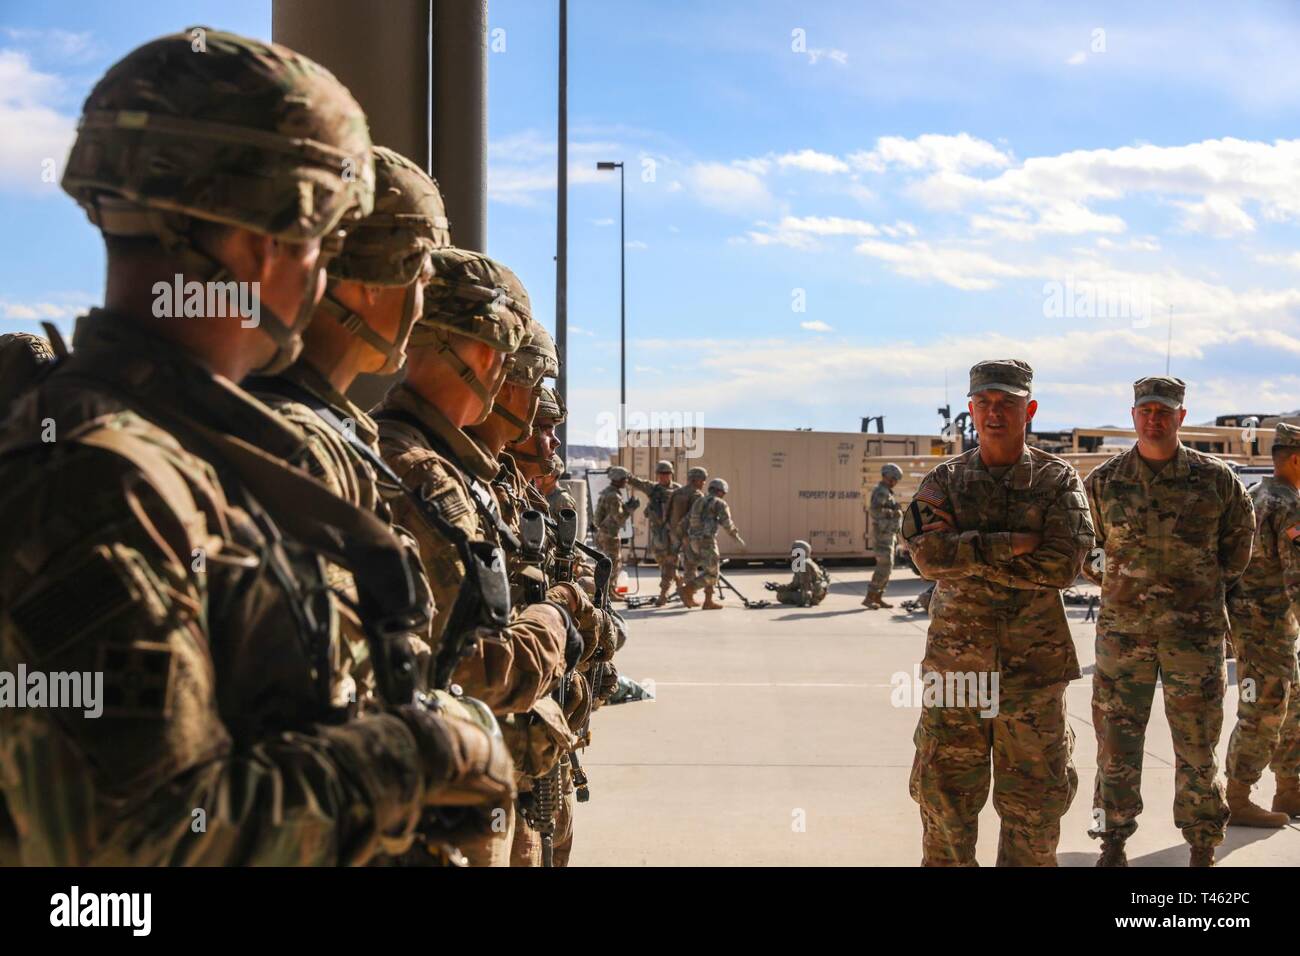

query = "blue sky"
[{"left": 5, "top": 1, "right": 1300, "bottom": 442}]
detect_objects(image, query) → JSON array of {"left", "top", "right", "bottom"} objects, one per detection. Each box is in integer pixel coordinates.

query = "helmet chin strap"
[
  {"left": 317, "top": 278, "right": 421, "bottom": 376},
  {"left": 491, "top": 388, "right": 540, "bottom": 443},
  {"left": 251, "top": 257, "right": 322, "bottom": 376}
]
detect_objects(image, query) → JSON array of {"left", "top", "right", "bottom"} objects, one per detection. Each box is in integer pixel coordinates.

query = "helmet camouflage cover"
[
  {"left": 317, "top": 145, "right": 449, "bottom": 374},
  {"left": 882, "top": 463, "right": 903, "bottom": 480},
  {"left": 534, "top": 385, "right": 566, "bottom": 425},
  {"left": 708, "top": 477, "right": 728, "bottom": 494},
  {"left": 60, "top": 26, "right": 375, "bottom": 375},
  {"left": 687, "top": 466, "right": 708, "bottom": 481},
  {"left": 655, "top": 459, "right": 674, "bottom": 474},
  {"left": 608, "top": 466, "right": 629, "bottom": 481},
  {"left": 410, "top": 248, "right": 528, "bottom": 353}
]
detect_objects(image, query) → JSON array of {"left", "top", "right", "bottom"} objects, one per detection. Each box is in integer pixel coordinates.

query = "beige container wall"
[{"left": 618, "top": 429, "right": 934, "bottom": 560}]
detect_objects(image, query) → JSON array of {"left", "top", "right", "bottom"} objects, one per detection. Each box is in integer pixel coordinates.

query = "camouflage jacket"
[
  {"left": 377, "top": 384, "right": 566, "bottom": 715},
  {"left": 0, "top": 311, "right": 431, "bottom": 865},
  {"left": 902, "top": 445, "right": 1094, "bottom": 688},
  {"left": 1227, "top": 476, "right": 1300, "bottom": 673},
  {"left": 593, "top": 484, "right": 634, "bottom": 538},
  {"left": 870, "top": 481, "right": 903, "bottom": 546},
  {"left": 688, "top": 493, "right": 738, "bottom": 539},
  {"left": 1083, "top": 444, "right": 1254, "bottom": 638},
  {"left": 668, "top": 484, "right": 701, "bottom": 540},
  {"left": 545, "top": 481, "right": 577, "bottom": 519},
  {"left": 627, "top": 475, "right": 680, "bottom": 529},
  {"left": 782, "top": 558, "right": 829, "bottom": 604}
]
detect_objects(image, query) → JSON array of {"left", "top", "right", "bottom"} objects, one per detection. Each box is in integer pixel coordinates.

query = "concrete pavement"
[{"left": 568, "top": 565, "right": 1300, "bottom": 866}]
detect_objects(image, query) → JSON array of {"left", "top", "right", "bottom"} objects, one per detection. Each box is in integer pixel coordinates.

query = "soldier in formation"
[
  {"left": 1223, "top": 423, "right": 1300, "bottom": 826},
  {"left": 625, "top": 460, "right": 682, "bottom": 606},
  {"left": 0, "top": 28, "right": 628, "bottom": 870},
  {"left": 864, "top": 462, "right": 904, "bottom": 609},
  {"left": 903, "top": 360, "right": 1093, "bottom": 866},
  {"left": 768, "top": 539, "right": 830, "bottom": 607},
  {"left": 684, "top": 477, "right": 746, "bottom": 610},
  {"left": 0, "top": 29, "right": 515, "bottom": 865},
  {"left": 1084, "top": 376, "right": 1254, "bottom": 867},
  {"left": 668, "top": 466, "right": 709, "bottom": 607}
]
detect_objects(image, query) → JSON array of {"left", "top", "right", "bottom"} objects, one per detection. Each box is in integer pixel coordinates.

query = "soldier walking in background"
[
  {"left": 594, "top": 465, "right": 639, "bottom": 598},
  {"left": 1223, "top": 422, "right": 1300, "bottom": 826},
  {"left": 1084, "top": 376, "right": 1255, "bottom": 867},
  {"left": 668, "top": 466, "right": 708, "bottom": 607},
  {"left": 904, "top": 360, "right": 1093, "bottom": 866},
  {"left": 865, "top": 462, "right": 905, "bottom": 609},
  {"left": 627, "top": 460, "right": 682, "bottom": 606},
  {"left": 685, "top": 477, "right": 746, "bottom": 610}
]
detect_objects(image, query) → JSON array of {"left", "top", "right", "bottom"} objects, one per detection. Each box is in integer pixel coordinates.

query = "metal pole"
[
  {"left": 555, "top": 0, "right": 568, "bottom": 454},
  {"left": 620, "top": 162, "right": 626, "bottom": 438},
  {"left": 432, "top": 0, "right": 488, "bottom": 253}
]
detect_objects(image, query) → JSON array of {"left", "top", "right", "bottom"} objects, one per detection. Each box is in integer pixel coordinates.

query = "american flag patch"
[{"left": 914, "top": 480, "right": 946, "bottom": 509}]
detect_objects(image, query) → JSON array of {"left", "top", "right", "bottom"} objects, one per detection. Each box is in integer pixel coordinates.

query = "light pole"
[{"left": 596, "top": 160, "right": 625, "bottom": 439}]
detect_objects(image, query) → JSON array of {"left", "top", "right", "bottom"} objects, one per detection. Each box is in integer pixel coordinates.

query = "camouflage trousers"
[
  {"left": 686, "top": 535, "right": 721, "bottom": 589},
  {"left": 456, "top": 802, "right": 516, "bottom": 867},
  {"left": 649, "top": 524, "right": 677, "bottom": 588},
  {"left": 910, "top": 681, "right": 1077, "bottom": 866},
  {"left": 1225, "top": 643, "right": 1300, "bottom": 783},
  {"left": 594, "top": 532, "right": 624, "bottom": 590},
  {"left": 673, "top": 532, "right": 694, "bottom": 583},
  {"left": 1092, "top": 629, "right": 1228, "bottom": 848},
  {"left": 510, "top": 760, "right": 576, "bottom": 867},
  {"left": 871, "top": 538, "right": 896, "bottom": 592}
]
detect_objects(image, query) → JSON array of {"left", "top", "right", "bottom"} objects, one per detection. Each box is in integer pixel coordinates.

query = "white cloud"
[
  {"left": 686, "top": 161, "right": 772, "bottom": 214},
  {"left": 0, "top": 49, "right": 77, "bottom": 195},
  {"left": 850, "top": 133, "right": 1013, "bottom": 174},
  {"left": 806, "top": 48, "right": 849, "bottom": 66},
  {"left": 741, "top": 215, "right": 879, "bottom": 249},
  {"left": 800, "top": 320, "right": 833, "bottom": 332},
  {"left": 590, "top": 217, "right": 615, "bottom": 226},
  {"left": 775, "top": 149, "right": 849, "bottom": 174},
  {"left": 625, "top": 239, "right": 648, "bottom": 249},
  {"left": 1174, "top": 195, "right": 1256, "bottom": 236},
  {"left": 854, "top": 238, "right": 1029, "bottom": 290},
  {"left": 1066, "top": 51, "right": 1087, "bottom": 66},
  {"left": 488, "top": 130, "right": 620, "bottom": 206}
]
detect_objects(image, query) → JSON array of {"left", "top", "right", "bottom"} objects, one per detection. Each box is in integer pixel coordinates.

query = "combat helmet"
[
  {"left": 655, "top": 459, "right": 674, "bottom": 475},
  {"left": 61, "top": 27, "right": 375, "bottom": 375},
  {"left": 708, "top": 477, "right": 728, "bottom": 494},
  {"left": 882, "top": 463, "right": 903, "bottom": 480},
  {"left": 792, "top": 539, "right": 811, "bottom": 556},
  {"left": 534, "top": 385, "right": 566, "bottom": 425},
  {"left": 687, "top": 466, "right": 708, "bottom": 481},
  {"left": 608, "top": 466, "right": 629, "bottom": 482},
  {"left": 409, "top": 249, "right": 529, "bottom": 422},
  {"left": 317, "top": 146, "right": 451, "bottom": 374},
  {"left": 493, "top": 317, "right": 557, "bottom": 441}
]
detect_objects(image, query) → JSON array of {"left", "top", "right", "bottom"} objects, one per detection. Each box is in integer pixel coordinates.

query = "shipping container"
[{"left": 616, "top": 428, "right": 935, "bottom": 560}]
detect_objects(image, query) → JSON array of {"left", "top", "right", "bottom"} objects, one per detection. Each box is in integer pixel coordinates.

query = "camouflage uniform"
[
  {"left": 1084, "top": 377, "right": 1255, "bottom": 852},
  {"left": 628, "top": 462, "right": 682, "bottom": 603},
  {"left": 378, "top": 252, "right": 573, "bottom": 865},
  {"left": 668, "top": 470, "right": 707, "bottom": 585},
  {"left": 0, "top": 31, "right": 507, "bottom": 866},
  {"left": 1225, "top": 439, "right": 1300, "bottom": 797},
  {"left": 593, "top": 476, "right": 636, "bottom": 590},
  {"left": 868, "top": 466, "right": 904, "bottom": 606},
  {"left": 775, "top": 552, "right": 830, "bottom": 606},
  {"left": 686, "top": 481, "right": 743, "bottom": 591},
  {"left": 903, "top": 360, "right": 1093, "bottom": 866}
]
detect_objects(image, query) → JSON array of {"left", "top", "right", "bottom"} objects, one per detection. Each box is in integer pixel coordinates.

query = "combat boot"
[
  {"left": 1271, "top": 775, "right": 1300, "bottom": 817},
  {"left": 701, "top": 586, "right": 723, "bottom": 610},
  {"left": 680, "top": 585, "right": 699, "bottom": 608},
  {"left": 1227, "top": 778, "right": 1290, "bottom": 828},
  {"left": 1096, "top": 837, "right": 1127, "bottom": 867},
  {"left": 862, "top": 588, "right": 882, "bottom": 609},
  {"left": 877, "top": 592, "right": 894, "bottom": 608},
  {"left": 654, "top": 583, "right": 671, "bottom": 607},
  {"left": 1189, "top": 847, "right": 1215, "bottom": 867}
]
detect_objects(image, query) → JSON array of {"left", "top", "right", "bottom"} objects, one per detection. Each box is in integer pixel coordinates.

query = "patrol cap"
[
  {"left": 687, "top": 466, "right": 708, "bottom": 480},
  {"left": 968, "top": 359, "right": 1032, "bottom": 398},
  {"left": 882, "top": 463, "right": 902, "bottom": 480},
  {"left": 1133, "top": 375, "right": 1185, "bottom": 409},
  {"left": 655, "top": 459, "right": 674, "bottom": 474},
  {"left": 608, "top": 466, "right": 628, "bottom": 481},
  {"left": 1273, "top": 422, "right": 1300, "bottom": 450}
]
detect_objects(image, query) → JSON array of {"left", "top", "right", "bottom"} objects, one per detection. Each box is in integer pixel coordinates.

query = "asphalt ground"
[{"left": 568, "top": 564, "right": 1300, "bottom": 866}]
